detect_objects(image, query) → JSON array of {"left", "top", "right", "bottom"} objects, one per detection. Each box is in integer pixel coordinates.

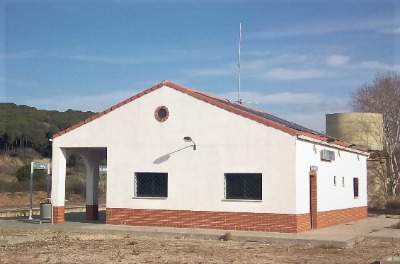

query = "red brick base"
[
  {"left": 53, "top": 206, "right": 65, "bottom": 223},
  {"left": 86, "top": 204, "right": 99, "bottom": 221},
  {"left": 107, "top": 208, "right": 310, "bottom": 233},
  {"left": 316, "top": 206, "right": 367, "bottom": 229},
  {"left": 106, "top": 207, "right": 367, "bottom": 233}
]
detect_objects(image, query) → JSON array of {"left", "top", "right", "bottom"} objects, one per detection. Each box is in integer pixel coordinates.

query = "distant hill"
[{"left": 0, "top": 103, "right": 95, "bottom": 156}]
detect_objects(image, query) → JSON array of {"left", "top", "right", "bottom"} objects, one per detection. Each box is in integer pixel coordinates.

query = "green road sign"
[{"left": 33, "top": 162, "right": 48, "bottom": 170}]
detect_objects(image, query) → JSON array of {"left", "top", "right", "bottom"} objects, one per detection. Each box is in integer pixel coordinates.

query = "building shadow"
[{"left": 65, "top": 210, "right": 106, "bottom": 224}]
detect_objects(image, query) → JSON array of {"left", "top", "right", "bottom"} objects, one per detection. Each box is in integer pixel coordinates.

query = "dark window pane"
[
  {"left": 136, "top": 172, "right": 168, "bottom": 197},
  {"left": 353, "top": 178, "right": 359, "bottom": 198},
  {"left": 226, "top": 173, "right": 262, "bottom": 200},
  {"left": 157, "top": 108, "right": 167, "bottom": 119}
]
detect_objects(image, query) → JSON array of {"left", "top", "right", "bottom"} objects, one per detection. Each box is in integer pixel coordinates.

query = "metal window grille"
[
  {"left": 225, "top": 173, "right": 262, "bottom": 200},
  {"left": 353, "top": 177, "right": 359, "bottom": 198},
  {"left": 135, "top": 172, "right": 168, "bottom": 197}
]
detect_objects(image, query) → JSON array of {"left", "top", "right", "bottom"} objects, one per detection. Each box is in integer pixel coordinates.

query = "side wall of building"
[{"left": 295, "top": 139, "right": 368, "bottom": 228}]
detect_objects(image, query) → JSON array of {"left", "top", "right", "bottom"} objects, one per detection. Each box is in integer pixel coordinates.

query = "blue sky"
[{"left": 1, "top": 0, "right": 399, "bottom": 132}]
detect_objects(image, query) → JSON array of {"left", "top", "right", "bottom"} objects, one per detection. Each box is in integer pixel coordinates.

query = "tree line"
[{"left": 0, "top": 103, "right": 94, "bottom": 156}]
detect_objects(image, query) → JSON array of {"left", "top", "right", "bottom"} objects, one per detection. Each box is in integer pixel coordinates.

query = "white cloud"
[
  {"left": 249, "top": 17, "right": 395, "bottom": 39},
  {"left": 20, "top": 90, "right": 142, "bottom": 112},
  {"left": 326, "top": 55, "right": 350, "bottom": 67},
  {"left": 277, "top": 97, "right": 351, "bottom": 132},
  {"left": 219, "top": 91, "right": 322, "bottom": 105},
  {"left": 1, "top": 76, "right": 40, "bottom": 88},
  {"left": 357, "top": 61, "right": 399, "bottom": 71},
  {"left": 54, "top": 54, "right": 141, "bottom": 64},
  {"left": 218, "top": 90, "right": 350, "bottom": 132},
  {"left": 256, "top": 68, "right": 332, "bottom": 80},
  {"left": 0, "top": 50, "right": 41, "bottom": 60},
  {"left": 378, "top": 27, "right": 400, "bottom": 34},
  {"left": 187, "top": 63, "right": 236, "bottom": 77}
]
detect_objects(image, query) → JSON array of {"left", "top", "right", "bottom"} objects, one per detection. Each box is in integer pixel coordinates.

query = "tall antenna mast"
[{"left": 238, "top": 22, "right": 242, "bottom": 104}]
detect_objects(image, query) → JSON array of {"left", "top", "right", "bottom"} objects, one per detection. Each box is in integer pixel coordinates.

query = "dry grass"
[
  {"left": 0, "top": 230, "right": 400, "bottom": 264},
  {"left": 392, "top": 221, "right": 400, "bottom": 229}
]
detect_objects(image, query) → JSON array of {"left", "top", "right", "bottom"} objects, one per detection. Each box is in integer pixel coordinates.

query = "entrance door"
[{"left": 309, "top": 172, "right": 317, "bottom": 229}]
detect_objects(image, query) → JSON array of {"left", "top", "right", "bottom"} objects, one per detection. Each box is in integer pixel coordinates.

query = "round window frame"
[{"left": 154, "top": 106, "right": 169, "bottom": 122}]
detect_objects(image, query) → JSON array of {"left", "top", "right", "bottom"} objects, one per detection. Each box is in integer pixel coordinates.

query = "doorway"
[{"left": 309, "top": 172, "right": 317, "bottom": 229}]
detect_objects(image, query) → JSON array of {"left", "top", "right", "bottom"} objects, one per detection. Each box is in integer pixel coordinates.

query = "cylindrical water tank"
[{"left": 326, "top": 112, "right": 383, "bottom": 151}]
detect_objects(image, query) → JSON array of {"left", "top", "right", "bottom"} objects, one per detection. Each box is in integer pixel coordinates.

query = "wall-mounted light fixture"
[{"left": 183, "top": 136, "right": 196, "bottom": 150}]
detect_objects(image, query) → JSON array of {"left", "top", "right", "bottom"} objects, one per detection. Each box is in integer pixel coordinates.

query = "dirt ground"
[
  {"left": 0, "top": 229, "right": 399, "bottom": 264},
  {"left": 0, "top": 191, "right": 86, "bottom": 208}
]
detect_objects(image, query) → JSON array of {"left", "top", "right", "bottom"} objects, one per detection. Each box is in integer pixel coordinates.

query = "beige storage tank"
[{"left": 326, "top": 113, "right": 383, "bottom": 151}]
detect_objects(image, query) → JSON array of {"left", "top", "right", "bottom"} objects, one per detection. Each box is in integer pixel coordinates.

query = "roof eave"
[{"left": 297, "top": 134, "right": 369, "bottom": 156}]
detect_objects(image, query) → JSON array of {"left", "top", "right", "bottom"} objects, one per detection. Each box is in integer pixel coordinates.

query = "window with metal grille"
[
  {"left": 135, "top": 172, "right": 168, "bottom": 198},
  {"left": 225, "top": 173, "right": 262, "bottom": 200},
  {"left": 353, "top": 177, "right": 359, "bottom": 198}
]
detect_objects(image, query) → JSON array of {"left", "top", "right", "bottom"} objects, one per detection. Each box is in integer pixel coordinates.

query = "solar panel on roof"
[{"left": 203, "top": 93, "right": 328, "bottom": 138}]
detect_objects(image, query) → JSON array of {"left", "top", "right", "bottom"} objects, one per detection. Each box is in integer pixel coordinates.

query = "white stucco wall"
[
  {"left": 295, "top": 139, "right": 367, "bottom": 214},
  {"left": 52, "top": 85, "right": 299, "bottom": 214}
]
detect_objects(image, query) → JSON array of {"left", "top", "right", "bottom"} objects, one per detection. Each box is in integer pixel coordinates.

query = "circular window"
[{"left": 155, "top": 106, "right": 169, "bottom": 122}]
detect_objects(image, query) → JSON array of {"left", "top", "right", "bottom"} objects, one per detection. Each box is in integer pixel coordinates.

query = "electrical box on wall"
[{"left": 321, "top": 149, "right": 335, "bottom": 161}]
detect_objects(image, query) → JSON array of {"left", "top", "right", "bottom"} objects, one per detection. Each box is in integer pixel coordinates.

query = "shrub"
[
  {"left": 65, "top": 174, "right": 86, "bottom": 198},
  {"left": 386, "top": 198, "right": 400, "bottom": 210},
  {"left": 0, "top": 179, "right": 29, "bottom": 192},
  {"left": 15, "top": 164, "right": 46, "bottom": 182}
]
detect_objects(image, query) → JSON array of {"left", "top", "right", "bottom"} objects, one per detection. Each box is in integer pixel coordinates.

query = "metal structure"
[
  {"left": 29, "top": 162, "right": 52, "bottom": 222},
  {"left": 238, "top": 22, "right": 242, "bottom": 104}
]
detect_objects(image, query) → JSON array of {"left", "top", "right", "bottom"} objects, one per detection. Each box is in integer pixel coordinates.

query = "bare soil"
[
  {"left": 0, "top": 229, "right": 399, "bottom": 264},
  {"left": 0, "top": 191, "right": 86, "bottom": 208}
]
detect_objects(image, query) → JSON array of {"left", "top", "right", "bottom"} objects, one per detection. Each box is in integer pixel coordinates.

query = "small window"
[
  {"left": 353, "top": 178, "right": 359, "bottom": 198},
  {"left": 342, "top": 177, "right": 345, "bottom": 187},
  {"left": 154, "top": 106, "right": 169, "bottom": 122},
  {"left": 225, "top": 173, "right": 262, "bottom": 200},
  {"left": 334, "top": 176, "right": 337, "bottom": 186},
  {"left": 135, "top": 172, "right": 168, "bottom": 198}
]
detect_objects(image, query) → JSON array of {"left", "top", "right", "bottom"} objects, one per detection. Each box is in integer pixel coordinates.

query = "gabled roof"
[{"left": 53, "top": 80, "right": 351, "bottom": 148}]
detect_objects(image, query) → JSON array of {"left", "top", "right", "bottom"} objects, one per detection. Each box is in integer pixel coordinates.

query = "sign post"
[{"left": 29, "top": 162, "right": 50, "bottom": 220}]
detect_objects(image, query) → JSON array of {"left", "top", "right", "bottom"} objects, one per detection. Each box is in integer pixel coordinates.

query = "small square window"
[
  {"left": 353, "top": 178, "right": 359, "bottom": 198},
  {"left": 225, "top": 173, "right": 262, "bottom": 200},
  {"left": 135, "top": 172, "right": 168, "bottom": 198}
]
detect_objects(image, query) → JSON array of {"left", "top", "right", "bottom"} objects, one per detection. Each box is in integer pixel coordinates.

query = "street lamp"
[{"left": 183, "top": 137, "right": 196, "bottom": 150}]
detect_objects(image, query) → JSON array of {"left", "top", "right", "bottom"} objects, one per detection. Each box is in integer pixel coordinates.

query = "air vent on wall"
[{"left": 321, "top": 149, "right": 335, "bottom": 161}]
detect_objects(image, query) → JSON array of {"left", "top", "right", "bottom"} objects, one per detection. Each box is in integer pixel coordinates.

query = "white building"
[{"left": 51, "top": 81, "right": 368, "bottom": 233}]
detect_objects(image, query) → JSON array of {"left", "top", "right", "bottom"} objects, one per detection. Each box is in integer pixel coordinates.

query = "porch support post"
[
  {"left": 81, "top": 149, "right": 100, "bottom": 220},
  {"left": 51, "top": 147, "right": 67, "bottom": 223}
]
